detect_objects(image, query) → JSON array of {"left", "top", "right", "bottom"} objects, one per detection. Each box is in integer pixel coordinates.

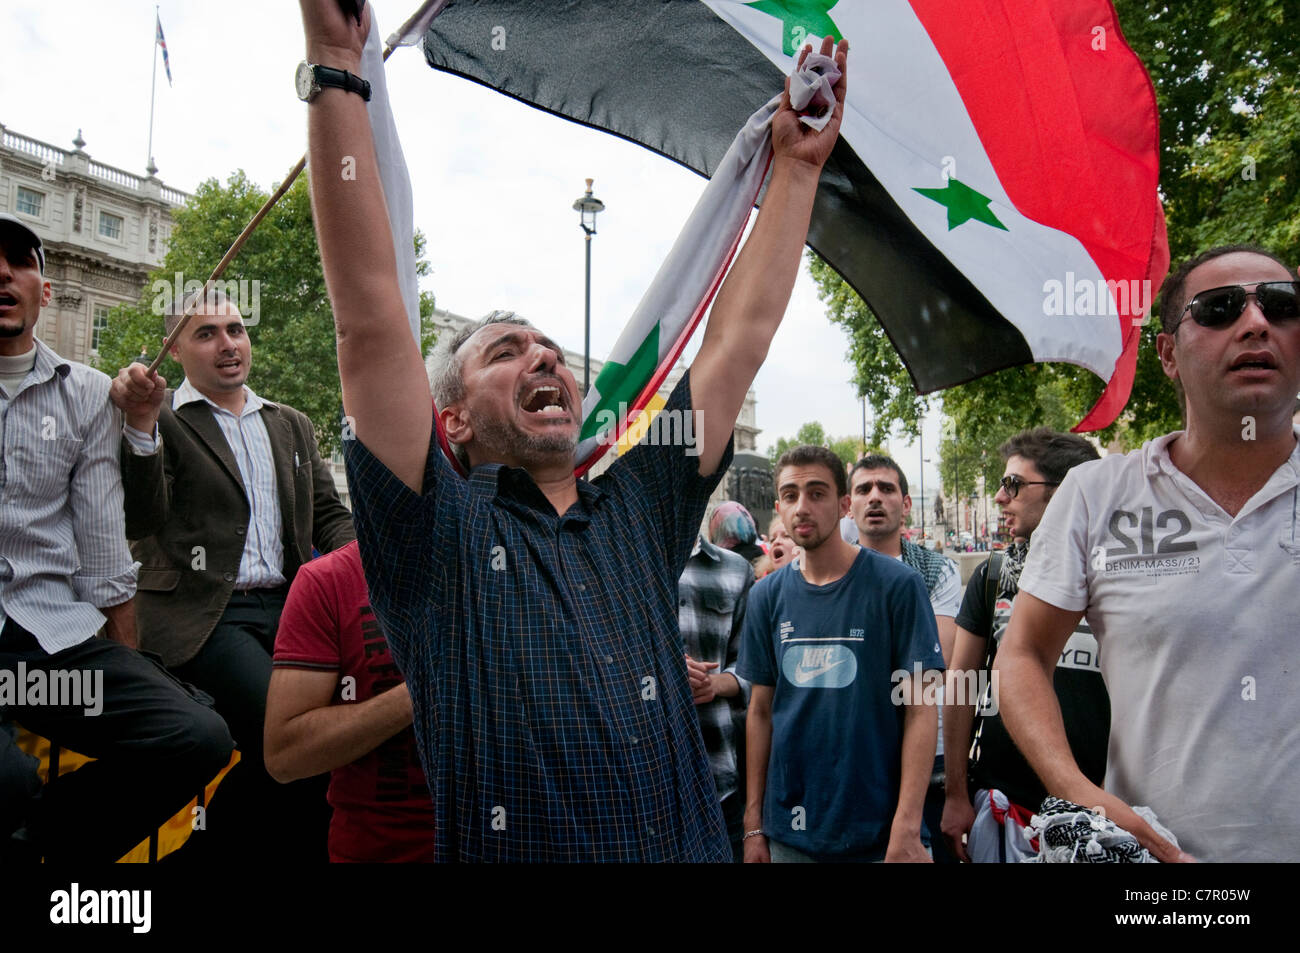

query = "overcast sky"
[{"left": 2, "top": 0, "right": 948, "bottom": 492}]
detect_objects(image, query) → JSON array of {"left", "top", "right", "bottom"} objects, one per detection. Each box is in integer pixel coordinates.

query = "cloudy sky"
[{"left": 2, "top": 0, "right": 948, "bottom": 491}]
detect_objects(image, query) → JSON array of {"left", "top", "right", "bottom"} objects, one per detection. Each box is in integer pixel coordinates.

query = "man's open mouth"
[
  {"left": 0, "top": 292, "right": 17, "bottom": 309},
  {"left": 521, "top": 384, "right": 567, "bottom": 417}
]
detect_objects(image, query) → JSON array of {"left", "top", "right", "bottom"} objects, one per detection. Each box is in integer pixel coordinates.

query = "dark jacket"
[{"left": 121, "top": 391, "right": 354, "bottom": 667}]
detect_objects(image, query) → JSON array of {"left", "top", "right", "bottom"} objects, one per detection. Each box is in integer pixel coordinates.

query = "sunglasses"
[
  {"left": 1178, "top": 282, "right": 1300, "bottom": 330},
  {"left": 998, "top": 475, "right": 1059, "bottom": 499}
]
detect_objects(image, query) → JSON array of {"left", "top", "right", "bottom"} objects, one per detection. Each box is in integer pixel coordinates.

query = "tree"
[
  {"left": 94, "top": 171, "right": 437, "bottom": 456},
  {"left": 766, "top": 420, "right": 877, "bottom": 469},
  {"left": 808, "top": 0, "right": 1300, "bottom": 476}
]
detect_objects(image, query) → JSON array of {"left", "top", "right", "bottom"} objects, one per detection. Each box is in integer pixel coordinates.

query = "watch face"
[{"left": 295, "top": 61, "right": 314, "bottom": 101}]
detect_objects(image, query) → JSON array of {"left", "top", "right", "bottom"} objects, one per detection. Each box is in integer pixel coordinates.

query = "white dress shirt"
[{"left": 124, "top": 379, "right": 286, "bottom": 589}]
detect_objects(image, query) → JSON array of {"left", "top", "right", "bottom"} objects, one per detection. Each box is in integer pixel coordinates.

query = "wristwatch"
[{"left": 296, "top": 61, "right": 371, "bottom": 102}]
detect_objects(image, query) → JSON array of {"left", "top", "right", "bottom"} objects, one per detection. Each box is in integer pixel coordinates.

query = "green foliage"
[
  {"left": 765, "top": 419, "right": 875, "bottom": 469},
  {"left": 808, "top": 0, "right": 1299, "bottom": 481},
  {"left": 94, "top": 171, "right": 437, "bottom": 456}
]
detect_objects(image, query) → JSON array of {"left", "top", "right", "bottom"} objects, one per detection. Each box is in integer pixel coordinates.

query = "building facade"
[{"left": 0, "top": 123, "right": 188, "bottom": 366}]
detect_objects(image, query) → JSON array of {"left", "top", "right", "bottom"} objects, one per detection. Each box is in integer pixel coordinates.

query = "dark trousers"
[
  {"left": 922, "top": 754, "right": 958, "bottom": 864},
  {"left": 720, "top": 791, "right": 745, "bottom": 863},
  {"left": 0, "top": 620, "right": 234, "bottom": 863},
  {"left": 170, "top": 589, "right": 330, "bottom": 862}
]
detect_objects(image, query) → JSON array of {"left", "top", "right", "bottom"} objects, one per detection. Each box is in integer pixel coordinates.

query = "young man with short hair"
[
  {"left": 848, "top": 454, "right": 961, "bottom": 861},
  {"left": 940, "top": 428, "right": 1104, "bottom": 862},
  {"left": 739, "top": 445, "right": 942, "bottom": 862},
  {"left": 110, "top": 291, "right": 355, "bottom": 859}
]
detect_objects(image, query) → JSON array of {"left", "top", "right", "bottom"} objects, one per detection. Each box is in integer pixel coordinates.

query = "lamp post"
[
  {"left": 924, "top": 455, "right": 933, "bottom": 546},
  {"left": 918, "top": 427, "right": 925, "bottom": 544},
  {"left": 573, "top": 178, "right": 605, "bottom": 397},
  {"left": 982, "top": 449, "right": 990, "bottom": 547}
]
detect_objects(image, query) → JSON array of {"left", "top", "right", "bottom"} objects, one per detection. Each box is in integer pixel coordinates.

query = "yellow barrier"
[{"left": 13, "top": 726, "right": 239, "bottom": 863}]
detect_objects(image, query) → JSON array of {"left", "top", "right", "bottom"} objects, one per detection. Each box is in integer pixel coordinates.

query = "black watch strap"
[{"left": 313, "top": 65, "right": 372, "bottom": 102}]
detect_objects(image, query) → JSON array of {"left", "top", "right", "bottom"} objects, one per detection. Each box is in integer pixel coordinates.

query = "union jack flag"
[{"left": 155, "top": 12, "right": 172, "bottom": 86}]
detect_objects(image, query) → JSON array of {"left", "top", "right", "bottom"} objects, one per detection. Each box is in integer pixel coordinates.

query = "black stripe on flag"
[{"left": 423, "top": 0, "right": 1032, "bottom": 392}]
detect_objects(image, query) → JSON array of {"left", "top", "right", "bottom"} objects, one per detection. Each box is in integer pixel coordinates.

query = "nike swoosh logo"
[{"left": 794, "top": 658, "right": 848, "bottom": 683}]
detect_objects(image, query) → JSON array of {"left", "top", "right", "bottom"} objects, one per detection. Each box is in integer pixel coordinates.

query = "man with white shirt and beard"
[{"left": 998, "top": 245, "right": 1300, "bottom": 862}]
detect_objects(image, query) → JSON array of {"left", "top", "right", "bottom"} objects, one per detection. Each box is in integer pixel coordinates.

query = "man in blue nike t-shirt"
[{"left": 739, "top": 445, "right": 943, "bottom": 862}]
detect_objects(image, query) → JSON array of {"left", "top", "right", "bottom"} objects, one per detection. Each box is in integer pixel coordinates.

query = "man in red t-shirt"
[{"left": 266, "top": 541, "right": 434, "bottom": 861}]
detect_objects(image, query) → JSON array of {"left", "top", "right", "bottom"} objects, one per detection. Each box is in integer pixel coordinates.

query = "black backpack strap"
[{"left": 967, "top": 553, "right": 1004, "bottom": 780}]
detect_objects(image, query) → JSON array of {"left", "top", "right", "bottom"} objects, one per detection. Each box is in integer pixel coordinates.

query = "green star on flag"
[
  {"left": 744, "top": 0, "right": 843, "bottom": 56},
  {"left": 913, "top": 178, "right": 1009, "bottom": 231}
]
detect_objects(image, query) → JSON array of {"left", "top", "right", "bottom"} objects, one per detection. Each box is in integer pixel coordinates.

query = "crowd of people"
[{"left": 1, "top": 0, "right": 1298, "bottom": 864}]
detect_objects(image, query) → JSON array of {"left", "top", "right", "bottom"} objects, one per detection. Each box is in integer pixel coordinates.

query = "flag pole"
[
  {"left": 147, "top": 6, "right": 159, "bottom": 172},
  {"left": 145, "top": 27, "right": 407, "bottom": 376}
]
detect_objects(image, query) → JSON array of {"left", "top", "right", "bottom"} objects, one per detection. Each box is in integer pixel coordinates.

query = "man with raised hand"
[
  {"left": 109, "top": 290, "right": 355, "bottom": 860},
  {"left": 998, "top": 246, "right": 1300, "bottom": 862},
  {"left": 298, "top": 0, "right": 847, "bottom": 860}
]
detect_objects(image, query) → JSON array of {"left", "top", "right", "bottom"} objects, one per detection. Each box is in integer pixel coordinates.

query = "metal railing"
[{"left": 2, "top": 127, "right": 189, "bottom": 205}]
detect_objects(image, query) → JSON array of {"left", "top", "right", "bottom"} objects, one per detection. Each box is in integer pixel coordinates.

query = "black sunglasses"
[
  {"left": 998, "top": 475, "right": 1059, "bottom": 498},
  {"left": 1178, "top": 282, "right": 1300, "bottom": 330}
]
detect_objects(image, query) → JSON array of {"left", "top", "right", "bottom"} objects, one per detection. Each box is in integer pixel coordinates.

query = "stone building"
[{"left": 0, "top": 123, "right": 188, "bottom": 366}]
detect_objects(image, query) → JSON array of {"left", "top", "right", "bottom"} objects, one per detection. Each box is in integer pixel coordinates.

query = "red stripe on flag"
[{"left": 909, "top": 0, "right": 1168, "bottom": 428}]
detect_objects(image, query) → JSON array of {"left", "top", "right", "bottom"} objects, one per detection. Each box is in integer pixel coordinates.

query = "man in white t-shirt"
[
  {"left": 998, "top": 245, "right": 1300, "bottom": 862},
  {"left": 847, "top": 455, "right": 961, "bottom": 861}
]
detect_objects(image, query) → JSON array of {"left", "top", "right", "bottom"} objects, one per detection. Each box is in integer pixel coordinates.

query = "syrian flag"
[
  {"left": 415, "top": 0, "right": 1168, "bottom": 434},
  {"left": 364, "top": 1, "right": 838, "bottom": 474}
]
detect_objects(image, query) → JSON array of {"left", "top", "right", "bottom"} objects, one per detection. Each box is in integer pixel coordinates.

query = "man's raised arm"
[
  {"left": 299, "top": 0, "right": 431, "bottom": 491},
  {"left": 690, "top": 37, "right": 847, "bottom": 477}
]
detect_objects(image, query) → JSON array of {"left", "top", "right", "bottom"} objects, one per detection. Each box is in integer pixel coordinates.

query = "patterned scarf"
[
  {"left": 997, "top": 540, "right": 1031, "bottom": 600},
  {"left": 1026, "top": 797, "right": 1180, "bottom": 863},
  {"left": 900, "top": 538, "right": 949, "bottom": 592}
]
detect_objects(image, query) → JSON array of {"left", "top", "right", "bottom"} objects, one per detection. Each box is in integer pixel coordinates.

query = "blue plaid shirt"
[{"left": 344, "top": 371, "right": 732, "bottom": 861}]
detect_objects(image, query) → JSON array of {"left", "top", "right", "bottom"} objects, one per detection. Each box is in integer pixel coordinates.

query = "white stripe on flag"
[
  {"left": 573, "top": 57, "right": 837, "bottom": 471},
  {"left": 361, "top": 9, "right": 421, "bottom": 344},
  {"left": 707, "top": 0, "right": 1122, "bottom": 378}
]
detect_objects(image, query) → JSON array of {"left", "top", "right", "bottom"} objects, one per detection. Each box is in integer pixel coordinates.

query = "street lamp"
[
  {"left": 918, "top": 427, "right": 925, "bottom": 544},
  {"left": 573, "top": 178, "right": 605, "bottom": 397},
  {"left": 981, "top": 449, "right": 990, "bottom": 547}
]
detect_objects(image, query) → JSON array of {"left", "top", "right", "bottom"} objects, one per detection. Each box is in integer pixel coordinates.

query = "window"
[
  {"left": 92, "top": 304, "right": 111, "bottom": 352},
  {"left": 16, "top": 186, "right": 44, "bottom": 217},
  {"left": 98, "top": 210, "right": 123, "bottom": 241}
]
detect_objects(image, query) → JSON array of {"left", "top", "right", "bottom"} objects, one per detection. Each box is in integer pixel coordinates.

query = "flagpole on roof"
[
  {"left": 144, "top": 0, "right": 442, "bottom": 376},
  {"left": 146, "top": 6, "right": 159, "bottom": 175}
]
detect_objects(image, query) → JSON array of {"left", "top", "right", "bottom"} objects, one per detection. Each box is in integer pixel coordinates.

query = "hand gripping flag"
[
  {"left": 416, "top": 0, "right": 1168, "bottom": 435},
  {"left": 364, "top": 1, "right": 842, "bottom": 475}
]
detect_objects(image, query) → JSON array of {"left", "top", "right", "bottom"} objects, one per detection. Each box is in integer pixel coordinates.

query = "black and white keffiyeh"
[{"left": 1024, "top": 797, "right": 1180, "bottom": 863}]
